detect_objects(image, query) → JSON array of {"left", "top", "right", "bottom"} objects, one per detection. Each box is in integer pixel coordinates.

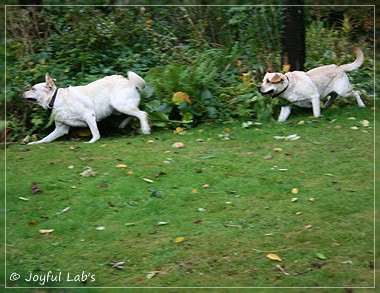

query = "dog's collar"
[
  {"left": 272, "top": 75, "right": 290, "bottom": 98},
  {"left": 48, "top": 88, "right": 58, "bottom": 110}
]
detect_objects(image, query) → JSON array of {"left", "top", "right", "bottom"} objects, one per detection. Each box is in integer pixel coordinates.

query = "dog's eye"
[{"left": 266, "top": 79, "right": 271, "bottom": 84}]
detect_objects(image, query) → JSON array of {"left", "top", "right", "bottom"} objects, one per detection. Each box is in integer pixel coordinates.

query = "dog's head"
[
  {"left": 257, "top": 73, "right": 289, "bottom": 98},
  {"left": 22, "top": 73, "right": 57, "bottom": 109}
]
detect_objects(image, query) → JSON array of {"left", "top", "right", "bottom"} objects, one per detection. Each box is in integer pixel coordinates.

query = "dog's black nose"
[{"left": 257, "top": 86, "right": 261, "bottom": 92}]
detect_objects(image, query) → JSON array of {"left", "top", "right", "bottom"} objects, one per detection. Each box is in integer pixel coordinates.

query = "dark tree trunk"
[{"left": 282, "top": 2, "right": 305, "bottom": 71}]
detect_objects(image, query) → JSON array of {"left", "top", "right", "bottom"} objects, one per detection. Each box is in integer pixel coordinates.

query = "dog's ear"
[
  {"left": 45, "top": 73, "right": 55, "bottom": 89},
  {"left": 270, "top": 74, "right": 283, "bottom": 84}
]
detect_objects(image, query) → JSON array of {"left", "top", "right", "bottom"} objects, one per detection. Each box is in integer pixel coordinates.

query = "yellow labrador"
[
  {"left": 258, "top": 48, "right": 365, "bottom": 122},
  {"left": 22, "top": 71, "right": 150, "bottom": 144}
]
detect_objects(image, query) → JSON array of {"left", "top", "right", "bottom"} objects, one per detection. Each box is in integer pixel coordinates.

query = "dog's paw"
[
  {"left": 141, "top": 128, "right": 151, "bottom": 135},
  {"left": 27, "top": 141, "right": 42, "bottom": 145}
]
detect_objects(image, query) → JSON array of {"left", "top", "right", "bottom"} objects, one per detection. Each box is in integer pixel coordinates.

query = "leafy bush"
[{"left": 4, "top": 6, "right": 374, "bottom": 142}]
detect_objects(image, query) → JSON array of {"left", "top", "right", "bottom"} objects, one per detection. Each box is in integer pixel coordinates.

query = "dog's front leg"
[
  {"left": 311, "top": 96, "right": 321, "bottom": 118},
  {"left": 28, "top": 123, "right": 70, "bottom": 145},
  {"left": 278, "top": 106, "right": 292, "bottom": 122},
  {"left": 83, "top": 112, "right": 101, "bottom": 143}
]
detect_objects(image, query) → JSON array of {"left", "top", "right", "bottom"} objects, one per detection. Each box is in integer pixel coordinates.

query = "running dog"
[
  {"left": 22, "top": 71, "right": 150, "bottom": 144},
  {"left": 258, "top": 48, "right": 365, "bottom": 122}
]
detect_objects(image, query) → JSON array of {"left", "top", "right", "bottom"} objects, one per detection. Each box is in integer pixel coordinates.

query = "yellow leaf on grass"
[
  {"left": 266, "top": 253, "right": 282, "bottom": 261},
  {"left": 39, "top": 229, "right": 55, "bottom": 234},
  {"left": 291, "top": 188, "right": 299, "bottom": 194},
  {"left": 116, "top": 164, "right": 127, "bottom": 168},
  {"left": 143, "top": 178, "right": 154, "bottom": 183},
  {"left": 175, "top": 237, "right": 185, "bottom": 243}
]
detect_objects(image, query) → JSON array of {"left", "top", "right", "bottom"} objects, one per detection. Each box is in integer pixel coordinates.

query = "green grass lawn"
[{"left": 5, "top": 105, "right": 375, "bottom": 289}]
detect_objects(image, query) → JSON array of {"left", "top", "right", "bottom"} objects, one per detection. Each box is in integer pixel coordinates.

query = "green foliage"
[{"left": 5, "top": 6, "right": 374, "bottom": 142}]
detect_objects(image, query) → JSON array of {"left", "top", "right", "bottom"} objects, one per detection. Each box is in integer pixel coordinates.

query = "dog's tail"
[
  {"left": 128, "top": 71, "right": 146, "bottom": 91},
  {"left": 339, "top": 48, "right": 364, "bottom": 72}
]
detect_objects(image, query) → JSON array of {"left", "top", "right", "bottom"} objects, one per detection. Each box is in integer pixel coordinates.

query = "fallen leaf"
[
  {"left": 31, "top": 182, "right": 41, "bottom": 194},
  {"left": 116, "top": 164, "right": 128, "bottom": 168},
  {"left": 265, "top": 233, "right": 273, "bottom": 236},
  {"left": 291, "top": 197, "right": 298, "bottom": 202},
  {"left": 173, "top": 127, "right": 184, "bottom": 135},
  {"left": 28, "top": 221, "right": 37, "bottom": 226},
  {"left": 193, "top": 219, "right": 203, "bottom": 224},
  {"left": 95, "top": 226, "right": 105, "bottom": 231},
  {"left": 172, "top": 142, "right": 185, "bottom": 148},
  {"left": 124, "top": 223, "right": 136, "bottom": 226},
  {"left": 266, "top": 253, "right": 282, "bottom": 261},
  {"left": 291, "top": 188, "right": 299, "bottom": 194},
  {"left": 18, "top": 197, "right": 29, "bottom": 201},
  {"left": 174, "top": 237, "right": 185, "bottom": 243},
  {"left": 308, "top": 197, "right": 316, "bottom": 202},
  {"left": 146, "top": 271, "right": 158, "bottom": 279},
  {"left": 157, "top": 221, "right": 168, "bottom": 226},
  {"left": 202, "top": 184, "right": 210, "bottom": 188},
  {"left": 127, "top": 171, "right": 134, "bottom": 175},
  {"left": 77, "top": 156, "right": 93, "bottom": 162},
  {"left": 143, "top": 178, "right": 154, "bottom": 183},
  {"left": 56, "top": 207, "right": 70, "bottom": 215},
  {"left": 80, "top": 166, "right": 98, "bottom": 177},
  {"left": 273, "top": 147, "right": 283, "bottom": 152},
  {"left": 304, "top": 224, "right": 313, "bottom": 229},
  {"left": 359, "top": 120, "right": 369, "bottom": 127},
  {"left": 276, "top": 264, "right": 290, "bottom": 275},
  {"left": 197, "top": 208, "right": 206, "bottom": 212},
  {"left": 110, "top": 261, "right": 125, "bottom": 270},
  {"left": 39, "top": 229, "right": 54, "bottom": 234},
  {"left": 191, "top": 189, "right": 198, "bottom": 194}
]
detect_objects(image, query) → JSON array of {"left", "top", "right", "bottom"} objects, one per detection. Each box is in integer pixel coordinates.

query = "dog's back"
[{"left": 305, "top": 49, "right": 363, "bottom": 97}]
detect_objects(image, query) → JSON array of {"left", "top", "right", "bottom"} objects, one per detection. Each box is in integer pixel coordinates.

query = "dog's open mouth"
[
  {"left": 260, "top": 89, "right": 274, "bottom": 96},
  {"left": 24, "top": 98, "right": 37, "bottom": 102}
]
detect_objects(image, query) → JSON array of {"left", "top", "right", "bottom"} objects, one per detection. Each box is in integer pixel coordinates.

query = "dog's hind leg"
[
  {"left": 83, "top": 112, "right": 101, "bottom": 143},
  {"left": 114, "top": 106, "right": 150, "bottom": 134},
  {"left": 118, "top": 116, "right": 132, "bottom": 129},
  {"left": 324, "top": 92, "right": 338, "bottom": 109},
  {"left": 352, "top": 91, "right": 365, "bottom": 107},
  {"left": 28, "top": 123, "right": 70, "bottom": 144}
]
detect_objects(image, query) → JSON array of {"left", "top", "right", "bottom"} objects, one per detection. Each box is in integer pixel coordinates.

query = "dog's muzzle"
[{"left": 257, "top": 86, "right": 274, "bottom": 96}]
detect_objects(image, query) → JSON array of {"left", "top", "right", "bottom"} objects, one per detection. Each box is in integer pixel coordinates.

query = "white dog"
[
  {"left": 22, "top": 71, "right": 150, "bottom": 144},
  {"left": 258, "top": 48, "right": 365, "bottom": 122}
]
